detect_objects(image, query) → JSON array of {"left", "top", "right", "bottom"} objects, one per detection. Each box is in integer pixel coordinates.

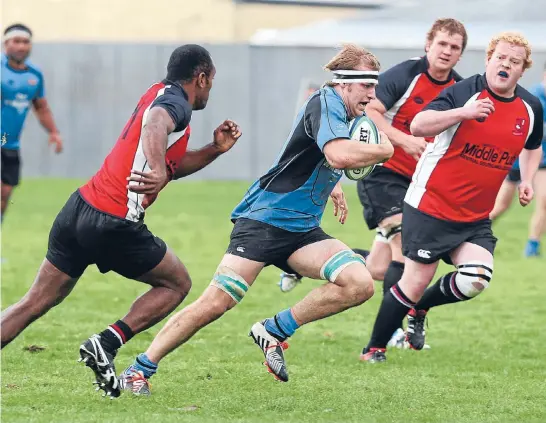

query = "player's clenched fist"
[
  {"left": 213, "top": 120, "right": 242, "bottom": 153},
  {"left": 462, "top": 98, "right": 495, "bottom": 120},
  {"left": 518, "top": 181, "right": 534, "bottom": 206}
]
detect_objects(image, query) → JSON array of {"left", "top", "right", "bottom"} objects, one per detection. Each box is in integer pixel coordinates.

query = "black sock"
[
  {"left": 365, "top": 283, "right": 415, "bottom": 351},
  {"left": 98, "top": 320, "right": 135, "bottom": 353},
  {"left": 383, "top": 260, "right": 404, "bottom": 295},
  {"left": 415, "top": 271, "right": 470, "bottom": 310},
  {"left": 352, "top": 248, "right": 370, "bottom": 259}
]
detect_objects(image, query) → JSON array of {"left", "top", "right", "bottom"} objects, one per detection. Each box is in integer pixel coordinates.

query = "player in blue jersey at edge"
[
  {"left": 117, "top": 44, "right": 394, "bottom": 395},
  {"left": 490, "top": 61, "right": 546, "bottom": 257},
  {"left": 1, "top": 24, "right": 62, "bottom": 223}
]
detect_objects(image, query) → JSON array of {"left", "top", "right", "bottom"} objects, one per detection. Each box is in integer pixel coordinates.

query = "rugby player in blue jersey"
[
  {"left": 1, "top": 24, "right": 62, "bottom": 223},
  {"left": 118, "top": 44, "right": 394, "bottom": 394}
]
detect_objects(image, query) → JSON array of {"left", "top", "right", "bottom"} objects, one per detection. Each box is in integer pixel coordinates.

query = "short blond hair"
[
  {"left": 324, "top": 43, "right": 380, "bottom": 74},
  {"left": 487, "top": 32, "right": 533, "bottom": 70}
]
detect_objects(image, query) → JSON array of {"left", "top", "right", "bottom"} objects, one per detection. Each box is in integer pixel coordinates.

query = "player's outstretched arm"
[
  {"left": 174, "top": 120, "right": 242, "bottom": 179},
  {"left": 366, "top": 100, "right": 426, "bottom": 161},
  {"left": 411, "top": 98, "right": 495, "bottom": 137},
  {"left": 323, "top": 132, "right": 394, "bottom": 170}
]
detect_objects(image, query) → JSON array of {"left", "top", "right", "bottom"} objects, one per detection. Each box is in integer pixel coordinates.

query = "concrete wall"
[
  {"left": 1, "top": 0, "right": 357, "bottom": 43},
  {"left": 18, "top": 43, "right": 546, "bottom": 181}
]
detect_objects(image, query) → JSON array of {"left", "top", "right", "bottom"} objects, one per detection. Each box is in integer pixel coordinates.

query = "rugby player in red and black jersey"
[
  {"left": 361, "top": 32, "right": 543, "bottom": 363},
  {"left": 355, "top": 18, "right": 466, "bottom": 349},
  {"left": 0, "top": 45, "right": 242, "bottom": 396},
  {"left": 356, "top": 18, "right": 465, "bottom": 280}
]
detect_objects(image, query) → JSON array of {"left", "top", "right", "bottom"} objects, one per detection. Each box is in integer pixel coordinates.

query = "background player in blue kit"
[
  {"left": 490, "top": 61, "right": 546, "bottom": 257},
  {"left": 1, "top": 24, "right": 62, "bottom": 223}
]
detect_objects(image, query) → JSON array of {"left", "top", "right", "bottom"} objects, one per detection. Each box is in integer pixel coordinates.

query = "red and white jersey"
[
  {"left": 377, "top": 56, "right": 462, "bottom": 178},
  {"left": 79, "top": 81, "right": 192, "bottom": 221},
  {"left": 405, "top": 74, "right": 544, "bottom": 222}
]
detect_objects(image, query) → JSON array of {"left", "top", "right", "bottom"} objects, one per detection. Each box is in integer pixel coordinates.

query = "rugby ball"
[{"left": 344, "top": 115, "right": 380, "bottom": 181}]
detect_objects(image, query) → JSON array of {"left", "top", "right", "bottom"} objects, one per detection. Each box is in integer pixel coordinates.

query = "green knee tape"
[
  {"left": 320, "top": 249, "right": 366, "bottom": 282},
  {"left": 210, "top": 266, "right": 249, "bottom": 303}
]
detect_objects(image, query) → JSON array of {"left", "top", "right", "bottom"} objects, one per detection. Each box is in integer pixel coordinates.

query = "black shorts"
[
  {"left": 46, "top": 190, "right": 167, "bottom": 279},
  {"left": 402, "top": 203, "right": 497, "bottom": 265},
  {"left": 507, "top": 164, "right": 546, "bottom": 183},
  {"left": 226, "top": 218, "right": 332, "bottom": 273},
  {"left": 357, "top": 166, "right": 410, "bottom": 230},
  {"left": 1, "top": 148, "right": 21, "bottom": 186}
]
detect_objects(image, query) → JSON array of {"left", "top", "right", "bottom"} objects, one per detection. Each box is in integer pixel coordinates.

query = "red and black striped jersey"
[
  {"left": 376, "top": 56, "right": 462, "bottom": 178},
  {"left": 405, "top": 74, "right": 543, "bottom": 222},
  {"left": 79, "top": 81, "right": 192, "bottom": 221}
]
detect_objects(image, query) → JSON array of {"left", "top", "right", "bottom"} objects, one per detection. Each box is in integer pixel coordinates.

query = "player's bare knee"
[
  {"left": 173, "top": 273, "right": 192, "bottom": 296},
  {"left": 206, "top": 296, "right": 233, "bottom": 320},
  {"left": 378, "top": 216, "right": 402, "bottom": 241},
  {"left": 342, "top": 272, "right": 374, "bottom": 306},
  {"left": 352, "top": 275, "right": 375, "bottom": 304},
  {"left": 454, "top": 262, "right": 493, "bottom": 299},
  {"left": 161, "top": 261, "right": 192, "bottom": 296},
  {"left": 333, "top": 261, "right": 374, "bottom": 306}
]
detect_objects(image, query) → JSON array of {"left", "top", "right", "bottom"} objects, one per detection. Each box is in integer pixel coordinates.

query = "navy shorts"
[
  {"left": 226, "top": 218, "right": 332, "bottom": 274},
  {"left": 357, "top": 166, "right": 410, "bottom": 230},
  {"left": 402, "top": 203, "right": 497, "bottom": 265},
  {"left": 1, "top": 148, "right": 21, "bottom": 186},
  {"left": 47, "top": 190, "right": 167, "bottom": 278}
]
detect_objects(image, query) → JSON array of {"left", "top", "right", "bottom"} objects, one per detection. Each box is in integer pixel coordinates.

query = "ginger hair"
[{"left": 487, "top": 31, "right": 532, "bottom": 70}]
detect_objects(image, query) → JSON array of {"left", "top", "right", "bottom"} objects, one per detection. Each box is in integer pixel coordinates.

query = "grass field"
[{"left": 1, "top": 179, "right": 545, "bottom": 423}]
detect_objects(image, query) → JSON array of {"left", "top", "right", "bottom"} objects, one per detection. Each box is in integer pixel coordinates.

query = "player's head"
[
  {"left": 3, "top": 23, "right": 32, "bottom": 64},
  {"left": 485, "top": 32, "right": 532, "bottom": 96},
  {"left": 425, "top": 18, "right": 466, "bottom": 73},
  {"left": 166, "top": 44, "right": 215, "bottom": 110},
  {"left": 324, "top": 43, "right": 380, "bottom": 119}
]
